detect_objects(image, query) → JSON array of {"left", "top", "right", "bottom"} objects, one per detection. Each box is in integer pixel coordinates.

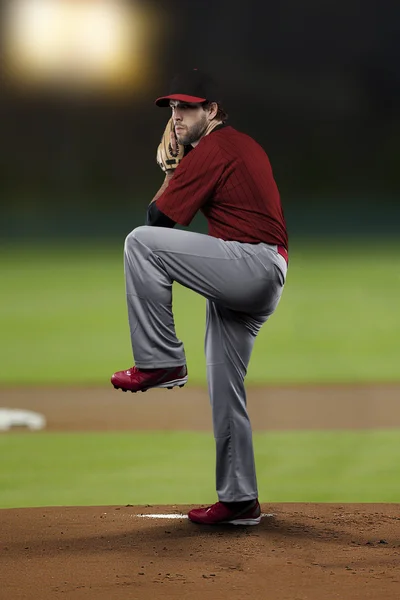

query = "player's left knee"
[{"left": 124, "top": 226, "right": 154, "bottom": 254}]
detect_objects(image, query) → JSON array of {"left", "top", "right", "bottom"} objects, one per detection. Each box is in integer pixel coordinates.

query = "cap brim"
[{"left": 155, "top": 94, "right": 207, "bottom": 107}]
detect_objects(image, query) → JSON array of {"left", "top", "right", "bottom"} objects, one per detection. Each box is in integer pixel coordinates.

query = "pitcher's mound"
[{"left": 1, "top": 503, "right": 399, "bottom": 599}]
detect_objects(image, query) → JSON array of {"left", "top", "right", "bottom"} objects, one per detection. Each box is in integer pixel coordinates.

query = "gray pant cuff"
[
  {"left": 218, "top": 494, "right": 258, "bottom": 502},
  {"left": 134, "top": 359, "right": 186, "bottom": 369}
]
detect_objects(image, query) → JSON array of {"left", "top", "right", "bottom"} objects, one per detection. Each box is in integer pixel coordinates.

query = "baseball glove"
[{"left": 156, "top": 118, "right": 185, "bottom": 173}]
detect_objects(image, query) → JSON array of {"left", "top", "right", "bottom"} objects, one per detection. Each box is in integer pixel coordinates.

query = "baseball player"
[{"left": 111, "top": 69, "right": 288, "bottom": 526}]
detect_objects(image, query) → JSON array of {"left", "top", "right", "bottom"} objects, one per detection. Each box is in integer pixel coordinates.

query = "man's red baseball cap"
[{"left": 155, "top": 69, "right": 221, "bottom": 107}]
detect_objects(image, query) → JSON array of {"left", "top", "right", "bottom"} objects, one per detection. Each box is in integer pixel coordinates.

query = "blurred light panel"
[{"left": 4, "top": 0, "right": 155, "bottom": 94}]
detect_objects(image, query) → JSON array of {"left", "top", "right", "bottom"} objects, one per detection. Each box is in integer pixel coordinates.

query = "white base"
[{"left": 0, "top": 408, "right": 46, "bottom": 431}]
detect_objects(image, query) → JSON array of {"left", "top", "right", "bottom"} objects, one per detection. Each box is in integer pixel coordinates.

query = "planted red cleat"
[{"left": 188, "top": 499, "right": 261, "bottom": 526}]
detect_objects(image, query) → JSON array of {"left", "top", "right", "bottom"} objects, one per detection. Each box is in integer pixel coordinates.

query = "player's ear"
[{"left": 206, "top": 102, "right": 218, "bottom": 120}]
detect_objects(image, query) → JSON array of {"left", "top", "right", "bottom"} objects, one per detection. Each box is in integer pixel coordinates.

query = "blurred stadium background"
[
  {"left": 0, "top": 0, "right": 399, "bottom": 508},
  {"left": 1, "top": 0, "right": 399, "bottom": 240}
]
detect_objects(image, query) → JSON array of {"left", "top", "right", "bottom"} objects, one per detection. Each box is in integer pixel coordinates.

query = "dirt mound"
[{"left": 2, "top": 503, "right": 399, "bottom": 599}]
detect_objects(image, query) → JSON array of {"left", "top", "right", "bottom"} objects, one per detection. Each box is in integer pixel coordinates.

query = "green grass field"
[
  {"left": 1, "top": 429, "right": 399, "bottom": 508},
  {"left": 1, "top": 239, "right": 399, "bottom": 386},
  {"left": 0, "top": 239, "right": 399, "bottom": 508}
]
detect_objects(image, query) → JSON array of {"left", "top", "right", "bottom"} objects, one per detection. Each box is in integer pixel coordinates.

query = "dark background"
[{"left": 1, "top": 0, "right": 399, "bottom": 240}]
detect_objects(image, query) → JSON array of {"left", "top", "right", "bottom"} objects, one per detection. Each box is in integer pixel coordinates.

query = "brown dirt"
[
  {"left": 1, "top": 384, "right": 400, "bottom": 599},
  {"left": 2, "top": 503, "right": 400, "bottom": 600},
  {"left": 2, "top": 383, "right": 400, "bottom": 431}
]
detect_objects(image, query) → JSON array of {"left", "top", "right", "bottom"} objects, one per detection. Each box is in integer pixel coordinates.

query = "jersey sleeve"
[{"left": 155, "top": 139, "right": 226, "bottom": 226}]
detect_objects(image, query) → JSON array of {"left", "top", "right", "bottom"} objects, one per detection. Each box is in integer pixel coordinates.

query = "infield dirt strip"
[{"left": 1, "top": 384, "right": 400, "bottom": 599}]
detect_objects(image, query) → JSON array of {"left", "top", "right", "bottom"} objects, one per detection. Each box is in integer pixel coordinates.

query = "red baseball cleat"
[
  {"left": 111, "top": 365, "right": 188, "bottom": 393},
  {"left": 188, "top": 499, "right": 261, "bottom": 526}
]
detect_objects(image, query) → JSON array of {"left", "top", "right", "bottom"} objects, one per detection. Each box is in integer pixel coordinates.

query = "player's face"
[{"left": 170, "top": 101, "right": 209, "bottom": 146}]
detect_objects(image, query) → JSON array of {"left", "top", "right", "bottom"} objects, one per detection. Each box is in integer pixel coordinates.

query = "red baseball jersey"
[{"left": 156, "top": 125, "right": 288, "bottom": 249}]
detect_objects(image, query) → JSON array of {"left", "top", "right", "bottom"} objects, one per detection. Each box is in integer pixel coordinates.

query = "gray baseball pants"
[{"left": 124, "top": 225, "right": 287, "bottom": 502}]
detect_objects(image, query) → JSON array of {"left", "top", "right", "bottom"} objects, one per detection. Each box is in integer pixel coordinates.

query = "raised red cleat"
[
  {"left": 188, "top": 499, "right": 261, "bottom": 526},
  {"left": 111, "top": 365, "right": 188, "bottom": 393}
]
